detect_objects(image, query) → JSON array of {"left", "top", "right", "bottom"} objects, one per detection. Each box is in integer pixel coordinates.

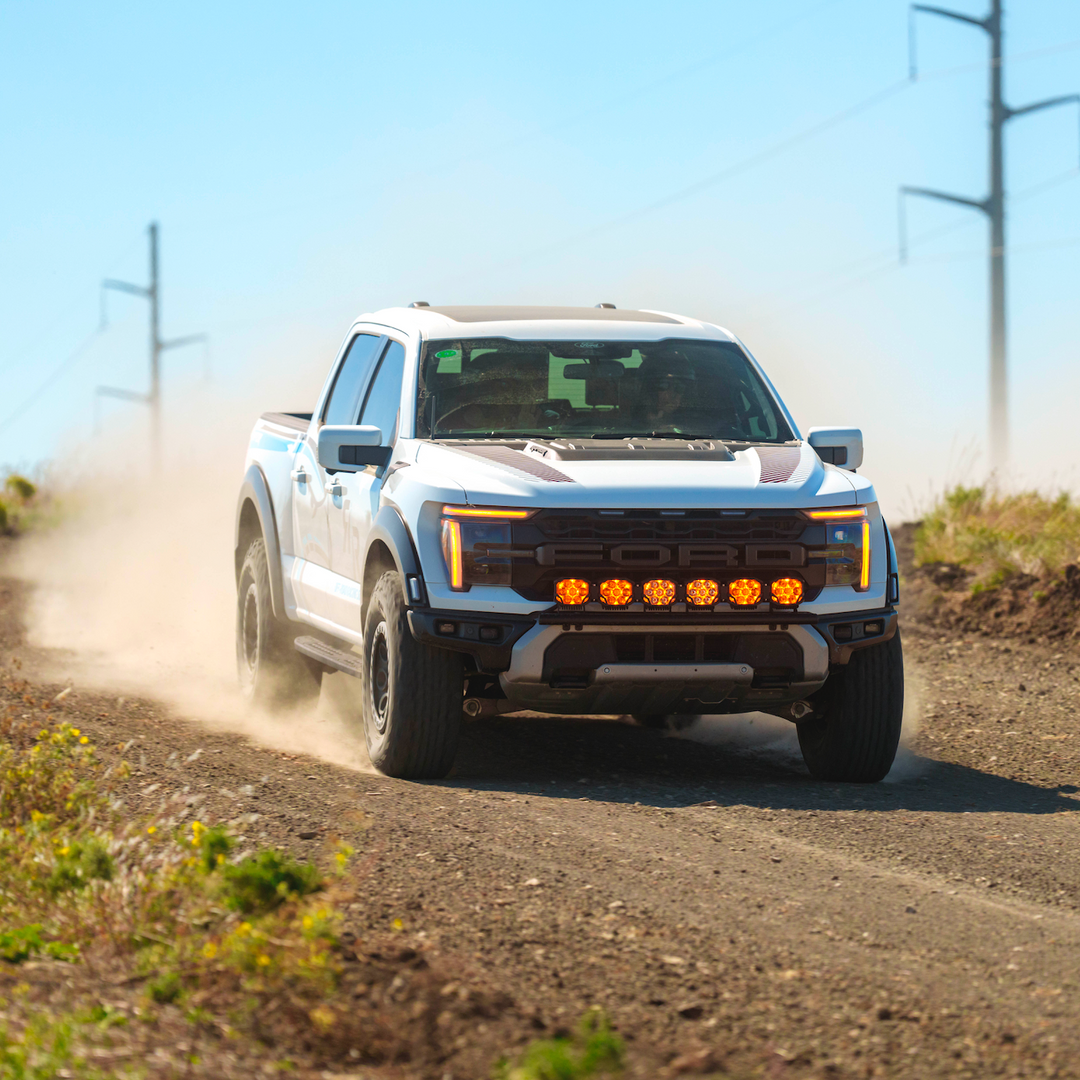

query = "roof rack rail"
[
  {"left": 409, "top": 301, "right": 430, "bottom": 308},
  {"left": 595, "top": 302, "right": 616, "bottom": 309}
]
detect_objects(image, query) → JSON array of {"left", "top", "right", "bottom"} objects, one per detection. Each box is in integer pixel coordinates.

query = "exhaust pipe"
[
  {"left": 463, "top": 698, "right": 517, "bottom": 719},
  {"left": 788, "top": 700, "right": 814, "bottom": 721}
]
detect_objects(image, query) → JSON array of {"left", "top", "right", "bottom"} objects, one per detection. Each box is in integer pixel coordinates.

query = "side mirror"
[
  {"left": 807, "top": 427, "right": 863, "bottom": 471},
  {"left": 317, "top": 425, "right": 391, "bottom": 471}
]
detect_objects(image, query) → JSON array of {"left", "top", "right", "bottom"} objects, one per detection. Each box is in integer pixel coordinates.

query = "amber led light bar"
[
  {"left": 556, "top": 579, "right": 590, "bottom": 605},
  {"left": 599, "top": 579, "right": 633, "bottom": 605},
  {"left": 803, "top": 506, "right": 867, "bottom": 521},
  {"left": 554, "top": 577, "right": 805, "bottom": 608},
  {"left": 441, "top": 505, "right": 534, "bottom": 519}
]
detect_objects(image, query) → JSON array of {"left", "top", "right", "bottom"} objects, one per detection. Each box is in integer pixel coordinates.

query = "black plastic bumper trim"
[{"left": 406, "top": 609, "right": 536, "bottom": 672}]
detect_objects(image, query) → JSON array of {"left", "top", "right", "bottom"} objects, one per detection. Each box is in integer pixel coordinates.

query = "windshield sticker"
[{"left": 434, "top": 348, "right": 459, "bottom": 359}]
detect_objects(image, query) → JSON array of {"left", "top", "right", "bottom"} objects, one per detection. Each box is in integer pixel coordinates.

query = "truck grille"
[{"left": 533, "top": 509, "right": 804, "bottom": 543}]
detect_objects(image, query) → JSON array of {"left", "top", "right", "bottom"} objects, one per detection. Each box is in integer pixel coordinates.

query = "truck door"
[
  {"left": 291, "top": 332, "right": 385, "bottom": 622},
  {"left": 324, "top": 338, "right": 407, "bottom": 631}
]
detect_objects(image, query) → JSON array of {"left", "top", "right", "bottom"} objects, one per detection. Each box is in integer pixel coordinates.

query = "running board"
[{"left": 294, "top": 636, "right": 364, "bottom": 679}]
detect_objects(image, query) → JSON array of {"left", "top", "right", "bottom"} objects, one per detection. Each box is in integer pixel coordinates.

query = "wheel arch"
[
  {"left": 235, "top": 463, "right": 285, "bottom": 619},
  {"left": 361, "top": 505, "right": 425, "bottom": 626}
]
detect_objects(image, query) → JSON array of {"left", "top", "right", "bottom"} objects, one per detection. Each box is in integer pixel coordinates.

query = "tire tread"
[{"left": 797, "top": 631, "right": 904, "bottom": 783}]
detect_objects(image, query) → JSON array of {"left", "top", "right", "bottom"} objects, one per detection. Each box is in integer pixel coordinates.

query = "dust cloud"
[
  {"left": 675, "top": 658, "right": 928, "bottom": 782},
  {"left": 12, "top": 364, "right": 376, "bottom": 773}
]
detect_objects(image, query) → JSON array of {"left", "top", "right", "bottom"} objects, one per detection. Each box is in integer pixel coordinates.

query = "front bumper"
[{"left": 407, "top": 605, "right": 898, "bottom": 715}]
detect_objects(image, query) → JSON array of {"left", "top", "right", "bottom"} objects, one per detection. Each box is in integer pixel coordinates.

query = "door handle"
[
  {"left": 325, "top": 479, "right": 344, "bottom": 497},
  {"left": 290, "top": 468, "right": 309, "bottom": 484}
]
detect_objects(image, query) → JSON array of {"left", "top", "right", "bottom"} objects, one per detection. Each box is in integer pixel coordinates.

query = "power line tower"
[
  {"left": 899, "top": 0, "right": 1078, "bottom": 474},
  {"left": 98, "top": 222, "right": 207, "bottom": 470}
]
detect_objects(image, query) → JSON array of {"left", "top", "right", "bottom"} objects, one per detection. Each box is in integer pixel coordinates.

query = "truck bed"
[{"left": 260, "top": 411, "right": 311, "bottom": 433}]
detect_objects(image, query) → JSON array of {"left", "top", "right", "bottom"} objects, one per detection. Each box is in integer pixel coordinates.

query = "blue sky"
[{"left": 2, "top": 0, "right": 1079, "bottom": 515}]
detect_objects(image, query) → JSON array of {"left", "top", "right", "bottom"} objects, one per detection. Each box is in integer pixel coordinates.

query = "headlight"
[
  {"left": 805, "top": 507, "right": 870, "bottom": 591},
  {"left": 440, "top": 505, "right": 534, "bottom": 590}
]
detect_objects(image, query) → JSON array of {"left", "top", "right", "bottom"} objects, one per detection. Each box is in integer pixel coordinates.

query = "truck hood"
[{"left": 414, "top": 440, "right": 863, "bottom": 509}]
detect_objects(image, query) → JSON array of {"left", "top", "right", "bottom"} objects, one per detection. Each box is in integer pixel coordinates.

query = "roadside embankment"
[{"left": 900, "top": 486, "right": 1080, "bottom": 642}]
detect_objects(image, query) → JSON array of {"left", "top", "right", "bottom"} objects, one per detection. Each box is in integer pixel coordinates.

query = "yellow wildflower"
[
  {"left": 70, "top": 728, "right": 80, "bottom": 737},
  {"left": 79, "top": 736, "right": 89, "bottom": 745},
  {"left": 146, "top": 826, "right": 157, "bottom": 835},
  {"left": 256, "top": 954, "right": 271, "bottom": 967},
  {"left": 202, "top": 942, "right": 218, "bottom": 960},
  {"left": 392, "top": 918, "right": 404, "bottom": 931}
]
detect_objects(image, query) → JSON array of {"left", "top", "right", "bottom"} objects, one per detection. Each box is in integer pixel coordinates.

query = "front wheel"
[
  {"left": 236, "top": 538, "right": 322, "bottom": 708},
  {"left": 362, "top": 571, "right": 463, "bottom": 779},
  {"left": 797, "top": 631, "right": 904, "bottom": 783}
]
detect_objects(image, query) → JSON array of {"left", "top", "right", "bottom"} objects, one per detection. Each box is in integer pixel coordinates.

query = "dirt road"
[{"left": 4, "top": 555, "right": 1080, "bottom": 1077}]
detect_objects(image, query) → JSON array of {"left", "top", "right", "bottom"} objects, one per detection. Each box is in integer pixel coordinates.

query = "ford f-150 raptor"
[{"left": 235, "top": 305, "right": 903, "bottom": 782}]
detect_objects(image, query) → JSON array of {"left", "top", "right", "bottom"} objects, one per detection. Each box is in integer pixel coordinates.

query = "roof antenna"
[
  {"left": 594, "top": 302, "right": 616, "bottom": 309},
  {"left": 408, "top": 301, "right": 430, "bottom": 308}
]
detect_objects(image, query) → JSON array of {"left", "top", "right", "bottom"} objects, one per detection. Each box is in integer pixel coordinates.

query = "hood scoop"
[{"left": 522, "top": 438, "right": 735, "bottom": 463}]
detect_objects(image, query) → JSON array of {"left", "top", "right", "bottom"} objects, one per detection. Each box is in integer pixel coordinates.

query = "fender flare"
[
  {"left": 235, "top": 463, "right": 285, "bottom": 619},
  {"left": 883, "top": 518, "right": 900, "bottom": 605},
  {"left": 361, "top": 505, "right": 425, "bottom": 617}
]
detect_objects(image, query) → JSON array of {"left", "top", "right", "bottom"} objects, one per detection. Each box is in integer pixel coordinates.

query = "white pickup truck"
[{"left": 235, "top": 305, "right": 902, "bottom": 782}]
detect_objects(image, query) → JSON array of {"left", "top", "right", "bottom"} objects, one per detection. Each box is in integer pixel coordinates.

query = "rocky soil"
[{"left": 4, "top": 539, "right": 1080, "bottom": 1078}]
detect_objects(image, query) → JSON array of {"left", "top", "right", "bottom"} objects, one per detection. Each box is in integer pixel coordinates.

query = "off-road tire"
[
  {"left": 236, "top": 538, "right": 322, "bottom": 708},
  {"left": 797, "top": 630, "right": 904, "bottom": 783},
  {"left": 631, "top": 713, "right": 696, "bottom": 732},
  {"left": 362, "top": 570, "right": 463, "bottom": 779}
]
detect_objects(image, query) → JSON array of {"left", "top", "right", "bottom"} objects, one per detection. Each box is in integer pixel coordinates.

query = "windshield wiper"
[{"left": 588, "top": 431, "right": 714, "bottom": 440}]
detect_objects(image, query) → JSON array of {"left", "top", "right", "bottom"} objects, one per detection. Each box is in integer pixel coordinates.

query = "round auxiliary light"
[
  {"left": 642, "top": 579, "right": 676, "bottom": 606},
  {"left": 686, "top": 578, "right": 720, "bottom": 606},
  {"left": 771, "top": 577, "right": 804, "bottom": 606},
  {"left": 555, "top": 579, "right": 590, "bottom": 605},
  {"left": 599, "top": 579, "right": 634, "bottom": 606},
  {"left": 729, "top": 578, "right": 762, "bottom": 606}
]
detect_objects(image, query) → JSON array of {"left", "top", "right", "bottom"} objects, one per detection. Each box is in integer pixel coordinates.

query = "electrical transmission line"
[
  {"left": 899, "top": 0, "right": 1079, "bottom": 474},
  {"left": 99, "top": 222, "right": 207, "bottom": 470}
]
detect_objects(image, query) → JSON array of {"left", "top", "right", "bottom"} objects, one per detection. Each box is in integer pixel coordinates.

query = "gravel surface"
[{"left": 4, "top": 549, "right": 1080, "bottom": 1078}]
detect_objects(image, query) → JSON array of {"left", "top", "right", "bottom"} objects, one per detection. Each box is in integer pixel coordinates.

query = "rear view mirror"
[
  {"left": 562, "top": 360, "right": 626, "bottom": 379},
  {"left": 807, "top": 427, "right": 863, "bottom": 471},
  {"left": 317, "top": 425, "right": 391, "bottom": 471}
]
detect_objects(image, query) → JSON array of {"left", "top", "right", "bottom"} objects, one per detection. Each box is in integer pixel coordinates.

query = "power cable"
[
  {"left": 744, "top": 166, "right": 1080, "bottom": 316},
  {"left": 0, "top": 328, "right": 103, "bottom": 438}
]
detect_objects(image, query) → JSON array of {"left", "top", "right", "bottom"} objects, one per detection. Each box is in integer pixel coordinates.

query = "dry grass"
[
  {"left": 914, "top": 486, "right": 1080, "bottom": 586},
  {"left": 0, "top": 709, "right": 362, "bottom": 1075}
]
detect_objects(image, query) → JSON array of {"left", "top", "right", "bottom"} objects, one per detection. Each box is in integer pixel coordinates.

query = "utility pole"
[
  {"left": 899, "top": 1, "right": 1079, "bottom": 474},
  {"left": 98, "top": 222, "right": 207, "bottom": 470}
]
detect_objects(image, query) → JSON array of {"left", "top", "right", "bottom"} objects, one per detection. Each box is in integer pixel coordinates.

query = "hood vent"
[
  {"left": 755, "top": 445, "right": 813, "bottom": 484},
  {"left": 523, "top": 439, "right": 735, "bottom": 463},
  {"left": 450, "top": 444, "right": 575, "bottom": 483}
]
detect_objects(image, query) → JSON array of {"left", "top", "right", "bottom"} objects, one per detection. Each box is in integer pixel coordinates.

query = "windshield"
[{"left": 415, "top": 337, "right": 793, "bottom": 442}]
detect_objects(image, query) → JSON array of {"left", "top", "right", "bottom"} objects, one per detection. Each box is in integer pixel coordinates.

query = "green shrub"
[
  {"left": 5, "top": 475, "right": 36, "bottom": 501},
  {"left": 195, "top": 823, "right": 234, "bottom": 872},
  {"left": 45, "top": 837, "right": 115, "bottom": 895},
  {"left": 148, "top": 971, "right": 182, "bottom": 1005},
  {"left": 0, "top": 722, "right": 107, "bottom": 830},
  {"left": 222, "top": 850, "right": 323, "bottom": 914},
  {"left": 495, "top": 1010, "right": 624, "bottom": 1080},
  {"left": 0, "top": 925, "right": 80, "bottom": 964}
]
